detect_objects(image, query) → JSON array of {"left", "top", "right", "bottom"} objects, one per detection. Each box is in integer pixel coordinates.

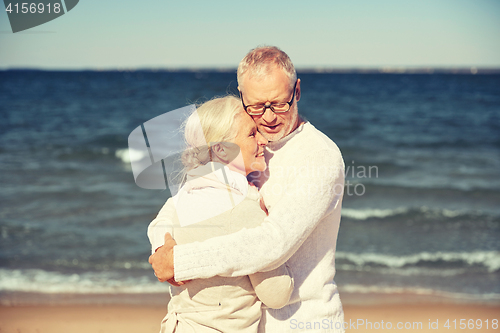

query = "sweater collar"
[
  {"left": 266, "top": 121, "right": 308, "bottom": 152},
  {"left": 184, "top": 162, "right": 248, "bottom": 195}
]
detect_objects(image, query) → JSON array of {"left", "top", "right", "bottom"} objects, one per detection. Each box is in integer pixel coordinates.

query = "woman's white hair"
[
  {"left": 181, "top": 95, "right": 242, "bottom": 170},
  {"left": 237, "top": 46, "right": 297, "bottom": 90}
]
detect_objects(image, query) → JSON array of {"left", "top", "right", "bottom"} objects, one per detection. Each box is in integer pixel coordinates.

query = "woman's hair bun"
[{"left": 181, "top": 145, "right": 211, "bottom": 170}]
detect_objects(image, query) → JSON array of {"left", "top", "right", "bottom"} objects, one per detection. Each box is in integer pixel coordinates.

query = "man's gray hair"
[{"left": 237, "top": 46, "right": 297, "bottom": 90}]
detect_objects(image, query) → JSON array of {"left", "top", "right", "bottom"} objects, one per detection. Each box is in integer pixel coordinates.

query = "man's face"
[{"left": 239, "top": 67, "right": 301, "bottom": 141}]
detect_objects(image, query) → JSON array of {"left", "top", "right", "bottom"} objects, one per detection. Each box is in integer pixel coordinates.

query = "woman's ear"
[
  {"left": 211, "top": 142, "right": 240, "bottom": 164},
  {"left": 211, "top": 143, "right": 228, "bottom": 161}
]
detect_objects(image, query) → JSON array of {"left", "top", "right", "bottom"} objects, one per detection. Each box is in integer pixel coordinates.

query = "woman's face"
[{"left": 230, "top": 112, "right": 268, "bottom": 175}]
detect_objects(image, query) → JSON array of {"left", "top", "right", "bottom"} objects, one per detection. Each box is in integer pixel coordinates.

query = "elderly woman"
[{"left": 148, "top": 96, "right": 293, "bottom": 333}]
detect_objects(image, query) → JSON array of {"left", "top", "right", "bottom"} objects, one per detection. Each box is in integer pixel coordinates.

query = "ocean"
[{"left": 0, "top": 70, "right": 499, "bottom": 305}]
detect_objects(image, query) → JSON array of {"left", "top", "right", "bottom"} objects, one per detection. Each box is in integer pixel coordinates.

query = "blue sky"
[{"left": 0, "top": 0, "right": 499, "bottom": 69}]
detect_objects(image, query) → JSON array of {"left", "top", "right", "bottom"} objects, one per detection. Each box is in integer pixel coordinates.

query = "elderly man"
[{"left": 149, "top": 46, "right": 345, "bottom": 332}]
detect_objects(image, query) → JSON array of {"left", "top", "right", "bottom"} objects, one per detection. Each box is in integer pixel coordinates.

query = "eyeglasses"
[{"left": 240, "top": 80, "right": 298, "bottom": 116}]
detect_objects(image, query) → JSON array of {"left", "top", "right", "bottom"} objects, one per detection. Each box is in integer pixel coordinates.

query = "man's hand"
[{"left": 148, "top": 232, "right": 185, "bottom": 286}]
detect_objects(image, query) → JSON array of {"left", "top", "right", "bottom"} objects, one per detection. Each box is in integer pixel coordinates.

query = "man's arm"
[
  {"left": 164, "top": 149, "right": 344, "bottom": 282},
  {"left": 148, "top": 233, "right": 176, "bottom": 284}
]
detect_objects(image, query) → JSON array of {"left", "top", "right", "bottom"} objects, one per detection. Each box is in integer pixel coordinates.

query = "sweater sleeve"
[
  {"left": 248, "top": 263, "right": 294, "bottom": 309},
  {"left": 174, "top": 149, "right": 344, "bottom": 281}
]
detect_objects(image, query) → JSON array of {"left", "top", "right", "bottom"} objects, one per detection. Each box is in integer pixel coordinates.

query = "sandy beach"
[
  {"left": 343, "top": 304, "right": 500, "bottom": 332},
  {"left": 1, "top": 304, "right": 499, "bottom": 333},
  {"left": 1, "top": 293, "right": 499, "bottom": 333}
]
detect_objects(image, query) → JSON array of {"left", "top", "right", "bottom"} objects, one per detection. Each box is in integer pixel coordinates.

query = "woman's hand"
[{"left": 148, "top": 232, "right": 186, "bottom": 286}]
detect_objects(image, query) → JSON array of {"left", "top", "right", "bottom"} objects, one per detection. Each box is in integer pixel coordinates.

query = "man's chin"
[{"left": 259, "top": 125, "right": 284, "bottom": 141}]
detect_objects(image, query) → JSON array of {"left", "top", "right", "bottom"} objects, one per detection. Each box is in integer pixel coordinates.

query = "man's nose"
[{"left": 261, "top": 107, "right": 277, "bottom": 123}]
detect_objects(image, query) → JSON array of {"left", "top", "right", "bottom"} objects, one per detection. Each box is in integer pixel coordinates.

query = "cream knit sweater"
[{"left": 170, "top": 122, "right": 345, "bottom": 333}]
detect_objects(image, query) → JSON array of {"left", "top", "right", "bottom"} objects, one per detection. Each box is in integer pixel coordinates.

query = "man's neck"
[{"left": 287, "top": 116, "right": 305, "bottom": 138}]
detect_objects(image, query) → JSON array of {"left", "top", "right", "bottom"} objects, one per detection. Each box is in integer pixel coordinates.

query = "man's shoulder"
[{"left": 295, "top": 122, "right": 342, "bottom": 155}]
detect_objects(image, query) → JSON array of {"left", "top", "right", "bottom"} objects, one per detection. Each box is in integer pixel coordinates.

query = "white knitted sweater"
[{"left": 172, "top": 122, "right": 345, "bottom": 333}]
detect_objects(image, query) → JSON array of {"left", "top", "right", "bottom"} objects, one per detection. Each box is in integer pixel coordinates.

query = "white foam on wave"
[
  {"left": 336, "top": 264, "right": 468, "bottom": 277},
  {"left": 341, "top": 208, "right": 408, "bottom": 220},
  {"left": 341, "top": 206, "right": 469, "bottom": 220},
  {"left": 336, "top": 251, "right": 500, "bottom": 273},
  {"left": 441, "top": 208, "right": 464, "bottom": 218},
  {"left": 340, "top": 284, "right": 500, "bottom": 302},
  {"left": 0, "top": 268, "right": 169, "bottom": 294},
  {"left": 115, "top": 148, "right": 148, "bottom": 164}
]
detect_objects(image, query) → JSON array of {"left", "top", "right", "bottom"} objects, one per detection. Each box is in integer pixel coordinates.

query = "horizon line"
[{"left": 1, "top": 66, "right": 500, "bottom": 74}]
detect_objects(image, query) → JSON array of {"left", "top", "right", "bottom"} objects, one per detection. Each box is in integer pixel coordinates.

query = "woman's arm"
[
  {"left": 147, "top": 198, "right": 176, "bottom": 254},
  {"left": 248, "top": 263, "right": 293, "bottom": 309}
]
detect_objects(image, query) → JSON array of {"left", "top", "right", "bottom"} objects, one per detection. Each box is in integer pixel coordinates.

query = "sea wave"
[
  {"left": 342, "top": 208, "right": 409, "bottom": 220},
  {"left": 0, "top": 268, "right": 169, "bottom": 294},
  {"left": 336, "top": 251, "right": 500, "bottom": 273},
  {"left": 115, "top": 148, "right": 149, "bottom": 164},
  {"left": 341, "top": 206, "right": 491, "bottom": 220},
  {"left": 340, "top": 284, "right": 500, "bottom": 302}
]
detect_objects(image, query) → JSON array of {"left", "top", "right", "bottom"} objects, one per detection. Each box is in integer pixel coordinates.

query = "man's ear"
[{"left": 295, "top": 79, "right": 301, "bottom": 103}]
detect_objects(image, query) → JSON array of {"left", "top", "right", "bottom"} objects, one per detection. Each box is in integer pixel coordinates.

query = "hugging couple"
[{"left": 148, "top": 46, "right": 345, "bottom": 333}]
